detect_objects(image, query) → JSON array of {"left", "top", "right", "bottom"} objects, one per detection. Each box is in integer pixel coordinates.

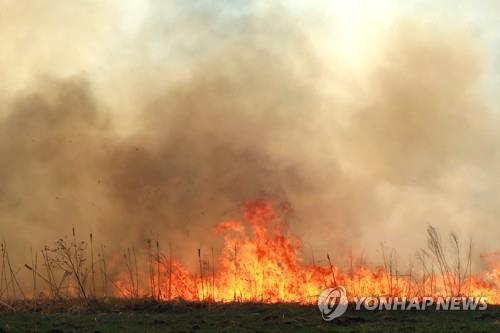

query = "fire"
[{"left": 112, "top": 200, "right": 499, "bottom": 304}]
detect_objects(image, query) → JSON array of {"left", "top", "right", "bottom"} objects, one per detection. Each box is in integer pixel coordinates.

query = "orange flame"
[{"left": 114, "top": 200, "right": 499, "bottom": 304}]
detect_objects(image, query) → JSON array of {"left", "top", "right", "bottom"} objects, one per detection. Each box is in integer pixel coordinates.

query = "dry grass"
[{"left": 0, "top": 225, "right": 491, "bottom": 313}]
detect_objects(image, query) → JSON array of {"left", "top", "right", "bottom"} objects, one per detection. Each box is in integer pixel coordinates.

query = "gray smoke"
[{"left": 0, "top": 2, "right": 498, "bottom": 272}]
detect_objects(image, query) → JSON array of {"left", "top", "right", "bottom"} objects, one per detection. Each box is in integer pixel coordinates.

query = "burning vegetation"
[{"left": 0, "top": 200, "right": 494, "bottom": 310}]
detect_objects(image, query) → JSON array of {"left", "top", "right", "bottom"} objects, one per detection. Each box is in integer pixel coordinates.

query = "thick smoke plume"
[{"left": 0, "top": 2, "right": 498, "bottom": 272}]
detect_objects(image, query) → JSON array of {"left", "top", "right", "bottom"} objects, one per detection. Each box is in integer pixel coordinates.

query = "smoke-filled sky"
[{"left": 0, "top": 0, "right": 499, "bottom": 268}]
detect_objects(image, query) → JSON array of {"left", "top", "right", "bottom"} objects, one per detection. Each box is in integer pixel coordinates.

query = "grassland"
[{"left": 0, "top": 300, "right": 498, "bottom": 333}]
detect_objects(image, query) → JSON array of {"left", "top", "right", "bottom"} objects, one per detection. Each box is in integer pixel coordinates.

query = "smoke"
[
  {"left": 337, "top": 22, "right": 500, "bottom": 258},
  {"left": 0, "top": 1, "right": 498, "bottom": 271}
]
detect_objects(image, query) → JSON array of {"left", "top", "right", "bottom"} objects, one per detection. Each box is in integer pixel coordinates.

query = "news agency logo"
[
  {"left": 317, "top": 286, "right": 348, "bottom": 321},
  {"left": 318, "top": 286, "right": 488, "bottom": 321}
]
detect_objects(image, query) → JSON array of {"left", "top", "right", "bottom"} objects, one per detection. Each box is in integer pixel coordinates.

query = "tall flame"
[{"left": 112, "top": 200, "right": 499, "bottom": 304}]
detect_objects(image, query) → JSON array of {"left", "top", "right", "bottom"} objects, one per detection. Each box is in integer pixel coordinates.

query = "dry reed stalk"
[
  {"left": 30, "top": 247, "right": 38, "bottom": 311},
  {"left": 100, "top": 245, "right": 108, "bottom": 297},
  {"left": 466, "top": 241, "right": 472, "bottom": 297},
  {"left": 233, "top": 243, "right": 237, "bottom": 301},
  {"left": 0, "top": 299, "right": 15, "bottom": 312},
  {"left": 407, "top": 257, "right": 413, "bottom": 297},
  {"left": 3, "top": 242, "right": 25, "bottom": 300},
  {"left": 25, "top": 264, "right": 44, "bottom": 288},
  {"left": 95, "top": 250, "right": 126, "bottom": 298},
  {"left": 416, "top": 249, "right": 430, "bottom": 297},
  {"left": 427, "top": 225, "right": 453, "bottom": 296},
  {"left": 40, "top": 248, "right": 59, "bottom": 299},
  {"left": 124, "top": 249, "right": 135, "bottom": 298},
  {"left": 395, "top": 262, "right": 399, "bottom": 295},
  {"left": 427, "top": 226, "right": 473, "bottom": 297},
  {"left": 67, "top": 230, "right": 88, "bottom": 299},
  {"left": 381, "top": 244, "right": 390, "bottom": 295},
  {"left": 309, "top": 244, "right": 316, "bottom": 267},
  {"left": 132, "top": 247, "right": 139, "bottom": 297},
  {"left": 1, "top": 243, "right": 7, "bottom": 299},
  {"left": 168, "top": 243, "right": 172, "bottom": 301},
  {"left": 358, "top": 249, "right": 364, "bottom": 294},
  {"left": 90, "top": 233, "right": 96, "bottom": 298},
  {"left": 451, "top": 233, "right": 461, "bottom": 295},
  {"left": 326, "top": 253, "right": 337, "bottom": 287},
  {"left": 147, "top": 240, "right": 154, "bottom": 299},
  {"left": 156, "top": 241, "right": 160, "bottom": 300},
  {"left": 211, "top": 247, "right": 215, "bottom": 301},
  {"left": 349, "top": 247, "right": 353, "bottom": 294},
  {"left": 198, "top": 248, "right": 204, "bottom": 300}
]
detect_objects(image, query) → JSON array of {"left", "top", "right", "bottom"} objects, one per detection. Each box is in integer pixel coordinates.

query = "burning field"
[
  {"left": 0, "top": 0, "right": 500, "bottom": 332},
  {"left": 7, "top": 200, "right": 499, "bottom": 305},
  {"left": 0, "top": 200, "right": 498, "bottom": 332}
]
